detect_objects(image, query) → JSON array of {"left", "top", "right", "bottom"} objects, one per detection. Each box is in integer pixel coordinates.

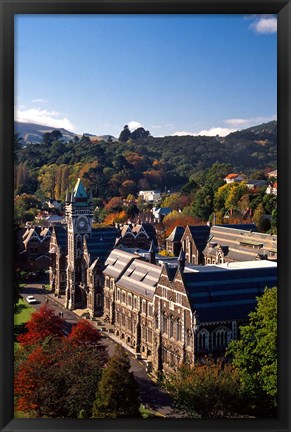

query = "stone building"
[
  {"left": 18, "top": 226, "right": 52, "bottom": 271},
  {"left": 203, "top": 224, "right": 277, "bottom": 264},
  {"left": 102, "top": 247, "right": 277, "bottom": 376},
  {"left": 165, "top": 226, "right": 185, "bottom": 256},
  {"left": 49, "top": 179, "right": 119, "bottom": 317},
  {"left": 118, "top": 222, "right": 157, "bottom": 250},
  {"left": 180, "top": 225, "right": 210, "bottom": 265}
]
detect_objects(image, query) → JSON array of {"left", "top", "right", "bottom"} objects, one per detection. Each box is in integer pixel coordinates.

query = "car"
[{"left": 26, "top": 295, "right": 37, "bottom": 304}]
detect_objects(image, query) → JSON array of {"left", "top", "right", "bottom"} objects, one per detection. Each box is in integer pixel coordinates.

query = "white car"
[{"left": 26, "top": 295, "right": 37, "bottom": 304}]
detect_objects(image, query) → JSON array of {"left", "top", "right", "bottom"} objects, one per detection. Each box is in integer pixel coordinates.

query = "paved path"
[{"left": 20, "top": 283, "right": 184, "bottom": 418}]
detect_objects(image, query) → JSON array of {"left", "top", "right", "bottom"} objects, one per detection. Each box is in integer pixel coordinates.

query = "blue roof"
[
  {"left": 183, "top": 265, "right": 277, "bottom": 322},
  {"left": 54, "top": 226, "right": 68, "bottom": 254},
  {"left": 86, "top": 228, "right": 120, "bottom": 262}
]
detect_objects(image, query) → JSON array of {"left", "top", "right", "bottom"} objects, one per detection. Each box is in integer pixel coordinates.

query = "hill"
[{"left": 14, "top": 121, "right": 117, "bottom": 144}]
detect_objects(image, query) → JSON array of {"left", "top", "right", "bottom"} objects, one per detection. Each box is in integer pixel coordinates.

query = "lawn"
[{"left": 14, "top": 298, "right": 35, "bottom": 351}]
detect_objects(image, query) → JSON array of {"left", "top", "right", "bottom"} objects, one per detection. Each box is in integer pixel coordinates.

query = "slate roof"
[
  {"left": 182, "top": 225, "right": 211, "bottom": 252},
  {"left": 86, "top": 228, "right": 119, "bottom": 263},
  {"left": 166, "top": 226, "right": 185, "bottom": 242},
  {"left": 54, "top": 225, "right": 68, "bottom": 254},
  {"left": 203, "top": 225, "right": 276, "bottom": 261},
  {"left": 116, "top": 260, "right": 162, "bottom": 299},
  {"left": 182, "top": 261, "right": 277, "bottom": 322},
  {"left": 104, "top": 249, "right": 137, "bottom": 279}
]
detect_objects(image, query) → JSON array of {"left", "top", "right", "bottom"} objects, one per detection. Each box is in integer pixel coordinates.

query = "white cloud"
[
  {"left": 32, "top": 98, "right": 48, "bottom": 104},
  {"left": 127, "top": 120, "right": 142, "bottom": 131},
  {"left": 15, "top": 107, "right": 75, "bottom": 131},
  {"left": 224, "top": 115, "right": 277, "bottom": 129},
  {"left": 250, "top": 17, "right": 277, "bottom": 34},
  {"left": 173, "top": 127, "right": 236, "bottom": 137}
]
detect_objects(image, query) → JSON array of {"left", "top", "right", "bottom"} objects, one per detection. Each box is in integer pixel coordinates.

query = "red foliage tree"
[
  {"left": 17, "top": 305, "right": 64, "bottom": 347},
  {"left": 67, "top": 319, "right": 102, "bottom": 346}
]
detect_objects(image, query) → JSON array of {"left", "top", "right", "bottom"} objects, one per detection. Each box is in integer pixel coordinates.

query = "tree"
[
  {"left": 17, "top": 305, "right": 64, "bottom": 348},
  {"left": 118, "top": 125, "right": 131, "bottom": 142},
  {"left": 92, "top": 345, "right": 141, "bottom": 418},
  {"left": 165, "top": 358, "right": 242, "bottom": 418},
  {"left": 15, "top": 316, "right": 108, "bottom": 418},
  {"left": 226, "top": 287, "right": 277, "bottom": 416}
]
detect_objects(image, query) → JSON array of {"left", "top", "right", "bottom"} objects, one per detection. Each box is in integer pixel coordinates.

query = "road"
[{"left": 20, "top": 282, "right": 183, "bottom": 418}]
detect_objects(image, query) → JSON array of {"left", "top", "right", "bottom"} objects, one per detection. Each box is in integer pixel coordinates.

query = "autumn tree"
[
  {"left": 226, "top": 287, "right": 277, "bottom": 417},
  {"left": 165, "top": 358, "right": 242, "bottom": 418},
  {"left": 15, "top": 319, "right": 107, "bottom": 418},
  {"left": 17, "top": 305, "right": 64, "bottom": 348},
  {"left": 92, "top": 345, "right": 141, "bottom": 418}
]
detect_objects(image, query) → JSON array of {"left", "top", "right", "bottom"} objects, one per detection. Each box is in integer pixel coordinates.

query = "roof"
[
  {"left": 182, "top": 261, "right": 277, "bottom": 322},
  {"left": 225, "top": 173, "right": 240, "bottom": 179},
  {"left": 86, "top": 228, "right": 119, "bottom": 263},
  {"left": 53, "top": 225, "right": 68, "bottom": 254},
  {"left": 166, "top": 226, "right": 185, "bottom": 242},
  {"left": 104, "top": 249, "right": 137, "bottom": 279},
  {"left": 73, "top": 178, "right": 88, "bottom": 199},
  {"left": 116, "top": 260, "right": 162, "bottom": 299},
  {"left": 182, "top": 225, "right": 211, "bottom": 252}
]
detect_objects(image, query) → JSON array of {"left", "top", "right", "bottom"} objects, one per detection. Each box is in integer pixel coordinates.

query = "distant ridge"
[{"left": 14, "top": 121, "right": 117, "bottom": 144}]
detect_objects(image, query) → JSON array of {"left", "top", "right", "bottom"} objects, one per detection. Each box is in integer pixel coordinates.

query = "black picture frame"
[{"left": 1, "top": 1, "right": 290, "bottom": 431}]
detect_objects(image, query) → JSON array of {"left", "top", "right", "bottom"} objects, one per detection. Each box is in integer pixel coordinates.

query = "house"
[
  {"left": 246, "top": 180, "right": 267, "bottom": 191},
  {"left": 224, "top": 173, "right": 244, "bottom": 184},
  {"left": 266, "top": 182, "right": 277, "bottom": 195},
  {"left": 138, "top": 190, "right": 161, "bottom": 202},
  {"left": 152, "top": 207, "right": 172, "bottom": 223},
  {"left": 267, "top": 169, "right": 277, "bottom": 179}
]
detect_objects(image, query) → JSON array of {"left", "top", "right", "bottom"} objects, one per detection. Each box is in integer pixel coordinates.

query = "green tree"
[
  {"left": 226, "top": 287, "right": 277, "bottom": 416},
  {"left": 118, "top": 125, "right": 131, "bottom": 142},
  {"left": 165, "top": 358, "right": 242, "bottom": 418},
  {"left": 92, "top": 345, "right": 141, "bottom": 418}
]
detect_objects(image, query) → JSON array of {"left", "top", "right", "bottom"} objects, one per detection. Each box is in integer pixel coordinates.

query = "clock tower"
[{"left": 65, "top": 178, "right": 93, "bottom": 310}]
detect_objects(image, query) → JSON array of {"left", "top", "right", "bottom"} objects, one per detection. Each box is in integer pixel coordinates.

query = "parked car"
[{"left": 26, "top": 295, "right": 37, "bottom": 304}]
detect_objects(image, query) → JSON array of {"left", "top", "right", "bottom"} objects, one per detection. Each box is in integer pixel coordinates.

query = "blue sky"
[{"left": 15, "top": 14, "right": 277, "bottom": 137}]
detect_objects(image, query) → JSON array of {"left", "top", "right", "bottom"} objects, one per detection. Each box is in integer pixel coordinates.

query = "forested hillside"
[{"left": 15, "top": 121, "right": 277, "bottom": 202}]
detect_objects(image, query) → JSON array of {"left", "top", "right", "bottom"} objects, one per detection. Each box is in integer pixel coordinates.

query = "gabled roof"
[
  {"left": 225, "top": 173, "right": 240, "bottom": 179},
  {"left": 166, "top": 226, "right": 185, "bottom": 242},
  {"left": 182, "top": 261, "right": 277, "bottom": 322},
  {"left": 182, "top": 225, "right": 211, "bottom": 252},
  {"left": 53, "top": 225, "right": 68, "bottom": 254}
]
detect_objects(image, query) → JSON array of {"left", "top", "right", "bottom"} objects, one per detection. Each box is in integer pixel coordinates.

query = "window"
[
  {"left": 169, "top": 315, "right": 174, "bottom": 338},
  {"left": 121, "top": 314, "right": 125, "bottom": 327},
  {"left": 176, "top": 293, "right": 182, "bottom": 305},
  {"left": 212, "top": 327, "right": 231, "bottom": 348},
  {"left": 122, "top": 291, "right": 126, "bottom": 304},
  {"left": 116, "top": 311, "right": 120, "bottom": 324},
  {"left": 162, "top": 287, "right": 167, "bottom": 298},
  {"left": 106, "top": 277, "right": 110, "bottom": 288},
  {"left": 155, "top": 314, "right": 159, "bottom": 329},
  {"left": 142, "top": 300, "right": 147, "bottom": 315},
  {"left": 117, "top": 289, "right": 120, "bottom": 301},
  {"left": 186, "top": 330, "right": 192, "bottom": 347},
  {"left": 197, "top": 329, "right": 209, "bottom": 351},
  {"left": 133, "top": 296, "right": 138, "bottom": 309},
  {"left": 147, "top": 329, "right": 152, "bottom": 343},
  {"left": 176, "top": 318, "right": 182, "bottom": 341},
  {"left": 127, "top": 318, "right": 132, "bottom": 331},
  {"left": 148, "top": 304, "right": 153, "bottom": 317},
  {"left": 162, "top": 313, "right": 168, "bottom": 334},
  {"left": 128, "top": 294, "right": 132, "bottom": 307}
]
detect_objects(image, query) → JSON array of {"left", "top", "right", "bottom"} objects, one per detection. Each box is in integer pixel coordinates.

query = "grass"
[
  {"left": 14, "top": 298, "right": 35, "bottom": 351},
  {"left": 139, "top": 404, "right": 162, "bottom": 418}
]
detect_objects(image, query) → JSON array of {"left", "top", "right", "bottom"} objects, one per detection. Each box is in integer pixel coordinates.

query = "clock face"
[{"left": 77, "top": 218, "right": 87, "bottom": 229}]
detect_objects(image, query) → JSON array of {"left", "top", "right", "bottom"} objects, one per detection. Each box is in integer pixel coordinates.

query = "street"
[{"left": 19, "top": 282, "right": 183, "bottom": 418}]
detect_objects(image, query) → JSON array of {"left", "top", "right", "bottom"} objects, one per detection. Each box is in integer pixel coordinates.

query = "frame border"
[{"left": 1, "top": 1, "right": 290, "bottom": 431}]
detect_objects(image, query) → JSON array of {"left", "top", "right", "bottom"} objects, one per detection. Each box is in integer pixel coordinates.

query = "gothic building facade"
[{"left": 49, "top": 179, "right": 119, "bottom": 317}]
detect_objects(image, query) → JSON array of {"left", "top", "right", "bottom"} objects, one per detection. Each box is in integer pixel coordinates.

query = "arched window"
[
  {"left": 162, "top": 313, "right": 168, "bottom": 334},
  {"left": 169, "top": 315, "right": 174, "bottom": 338},
  {"left": 186, "top": 329, "right": 192, "bottom": 347},
  {"left": 212, "top": 327, "right": 231, "bottom": 349},
  {"left": 176, "top": 318, "right": 182, "bottom": 341},
  {"left": 197, "top": 329, "right": 209, "bottom": 351}
]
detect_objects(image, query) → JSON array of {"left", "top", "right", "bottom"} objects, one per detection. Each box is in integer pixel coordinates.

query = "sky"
[{"left": 15, "top": 14, "right": 277, "bottom": 138}]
